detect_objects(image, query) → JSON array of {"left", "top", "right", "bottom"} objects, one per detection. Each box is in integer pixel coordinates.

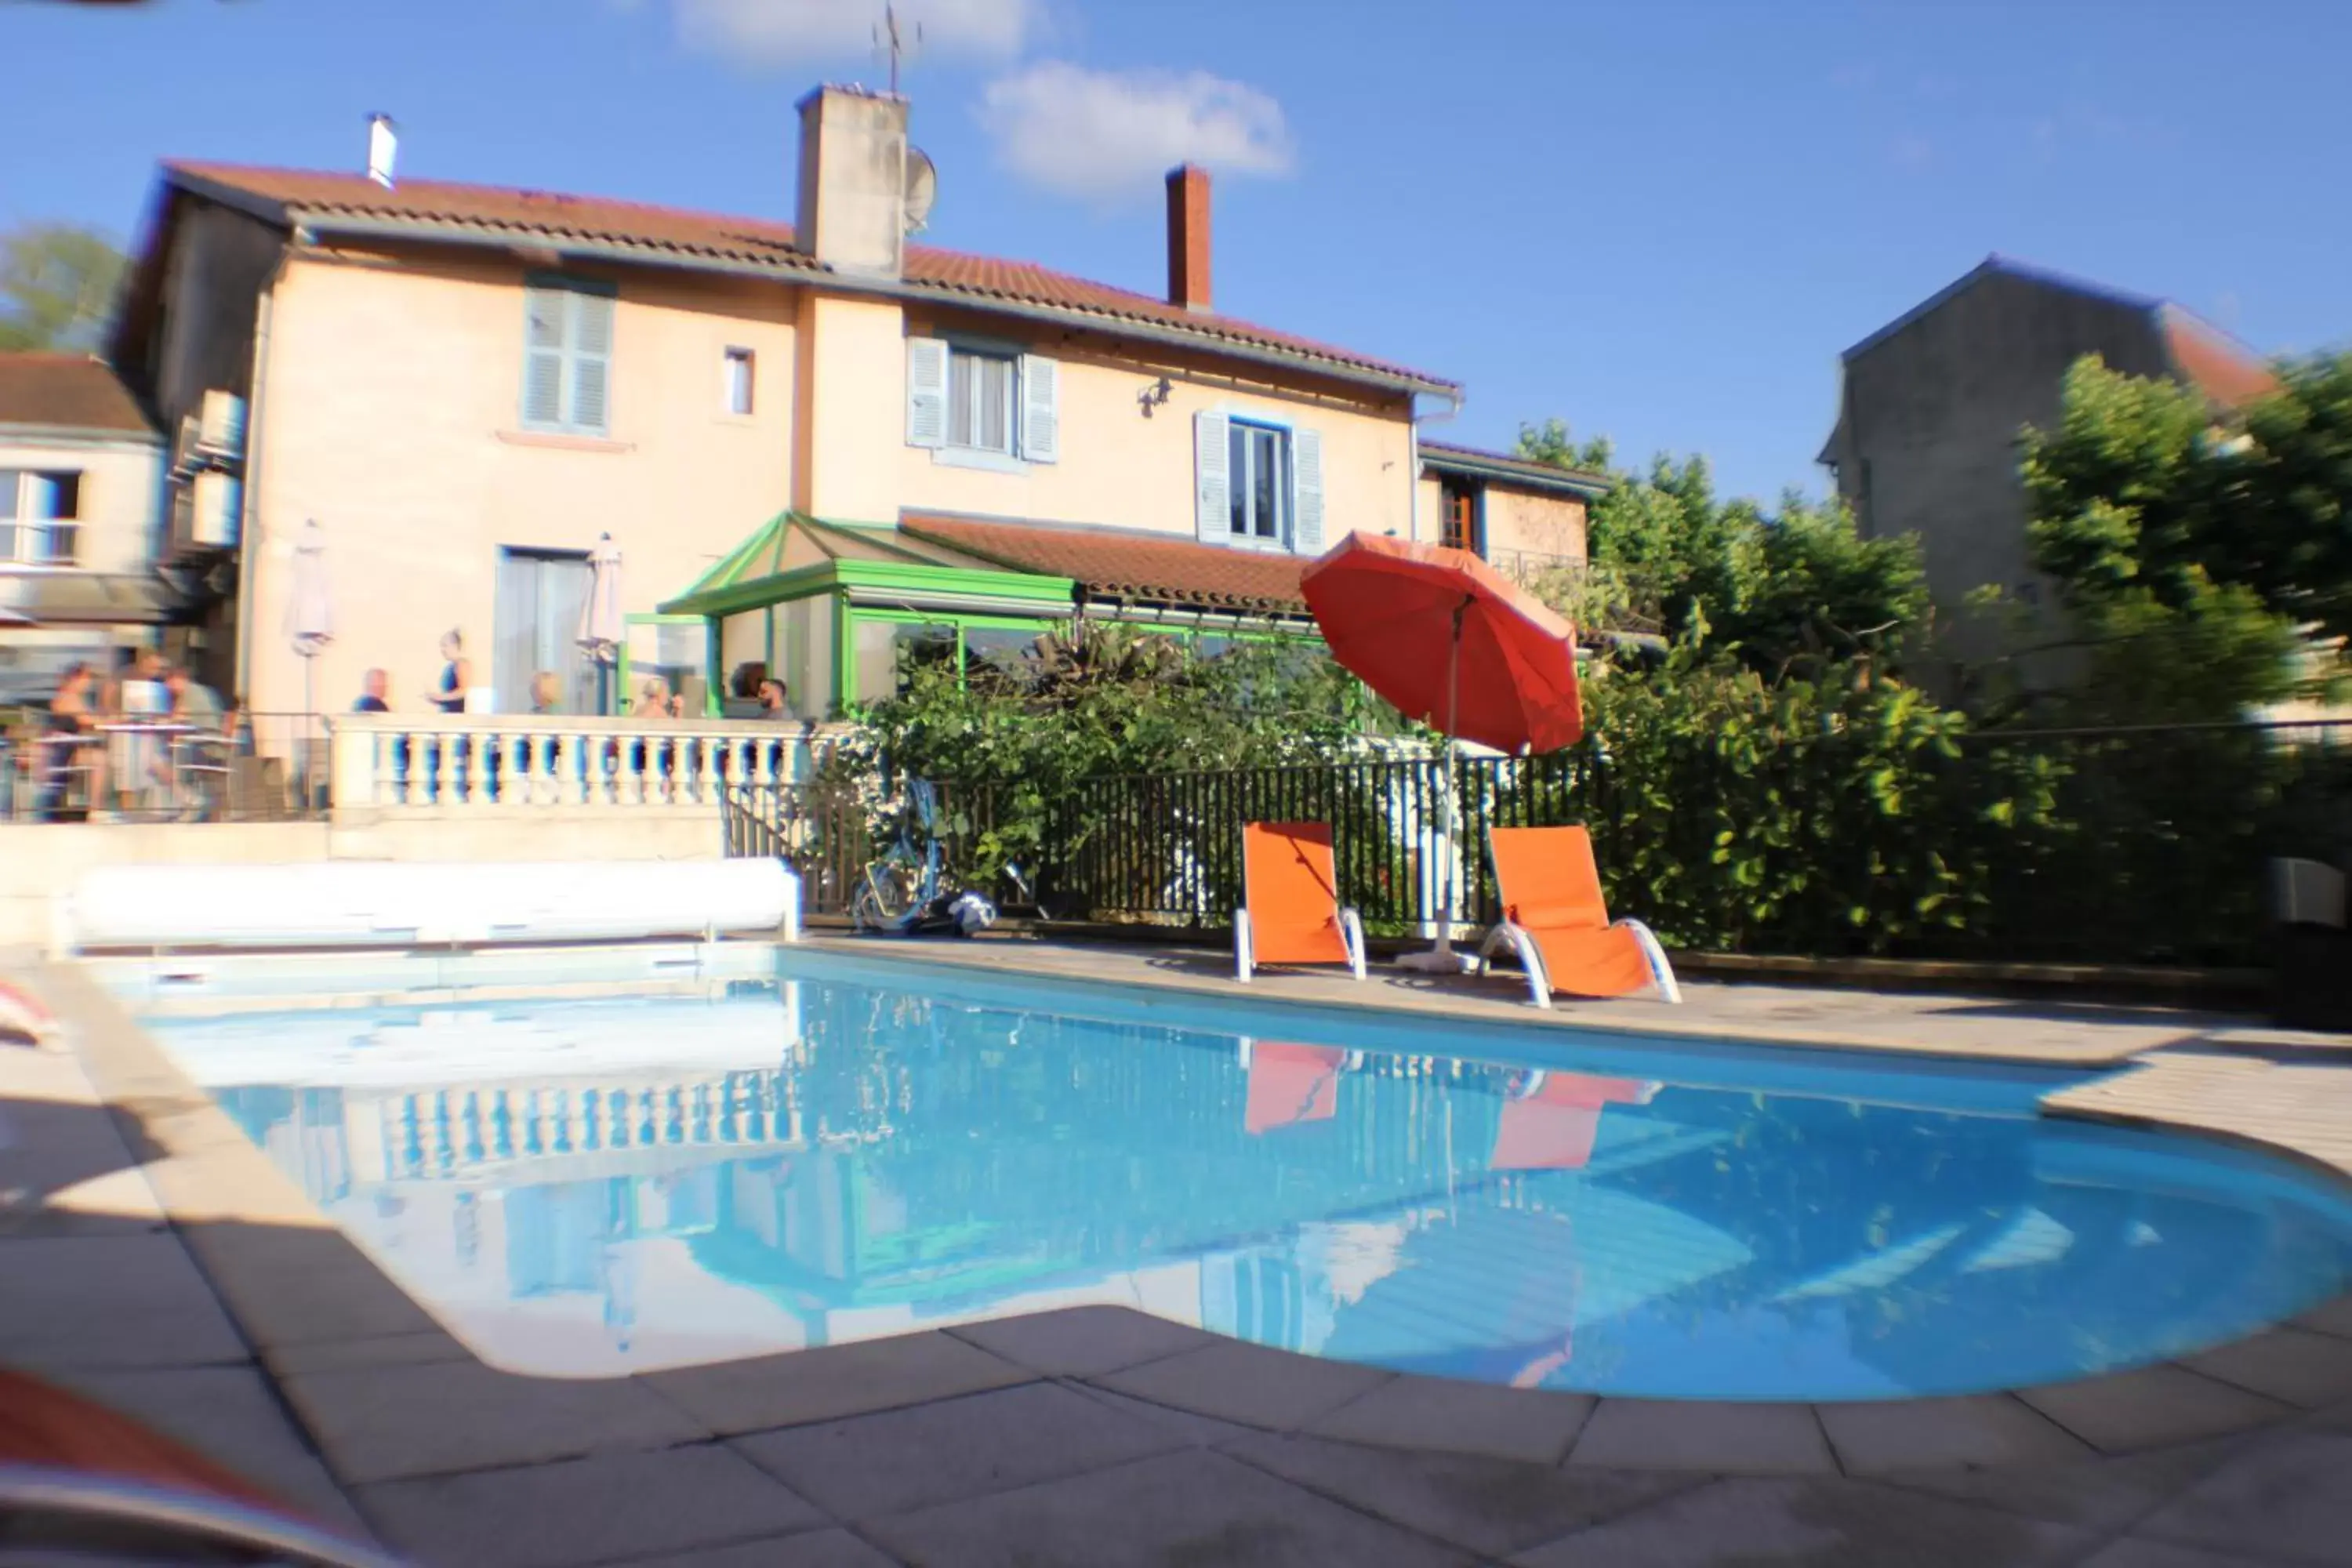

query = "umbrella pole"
[
  {"left": 1396, "top": 604, "right": 1478, "bottom": 975},
  {"left": 302, "top": 655, "right": 315, "bottom": 808}
]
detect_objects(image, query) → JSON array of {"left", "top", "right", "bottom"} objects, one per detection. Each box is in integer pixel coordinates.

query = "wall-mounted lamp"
[{"left": 1138, "top": 376, "right": 1174, "bottom": 418}]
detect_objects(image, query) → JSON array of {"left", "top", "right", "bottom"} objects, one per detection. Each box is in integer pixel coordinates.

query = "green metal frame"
[
  {"left": 840, "top": 606, "right": 1072, "bottom": 708},
  {"left": 617, "top": 612, "right": 720, "bottom": 717}
]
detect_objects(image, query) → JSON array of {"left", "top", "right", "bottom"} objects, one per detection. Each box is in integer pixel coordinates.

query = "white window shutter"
[
  {"left": 1292, "top": 426, "right": 1325, "bottom": 554},
  {"left": 1195, "top": 411, "right": 1230, "bottom": 544},
  {"left": 906, "top": 337, "right": 949, "bottom": 448},
  {"left": 1018, "top": 354, "right": 1059, "bottom": 463},
  {"left": 521, "top": 287, "right": 567, "bottom": 426},
  {"left": 568, "top": 292, "right": 613, "bottom": 434}
]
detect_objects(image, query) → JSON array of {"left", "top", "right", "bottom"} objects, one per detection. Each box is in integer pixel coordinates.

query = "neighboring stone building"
[
  {"left": 0, "top": 354, "right": 170, "bottom": 704},
  {"left": 1816, "top": 256, "right": 2274, "bottom": 694},
  {"left": 109, "top": 83, "right": 1636, "bottom": 723}
]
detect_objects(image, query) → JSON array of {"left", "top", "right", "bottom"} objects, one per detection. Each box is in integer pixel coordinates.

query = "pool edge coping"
[{"left": 21, "top": 944, "right": 2352, "bottom": 1496}]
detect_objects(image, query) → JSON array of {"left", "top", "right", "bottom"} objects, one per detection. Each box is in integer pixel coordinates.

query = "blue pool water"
[{"left": 144, "top": 953, "right": 2352, "bottom": 1399}]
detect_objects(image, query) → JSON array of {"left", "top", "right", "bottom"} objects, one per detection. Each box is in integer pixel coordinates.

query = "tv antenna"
[{"left": 875, "top": 4, "right": 922, "bottom": 96}]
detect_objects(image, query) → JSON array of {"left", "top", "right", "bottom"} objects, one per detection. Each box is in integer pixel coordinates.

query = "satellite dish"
[{"left": 903, "top": 147, "right": 938, "bottom": 234}]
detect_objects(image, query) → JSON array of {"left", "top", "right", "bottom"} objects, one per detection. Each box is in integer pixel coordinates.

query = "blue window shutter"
[
  {"left": 1018, "top": 354, "right": 1059, "bottom": 463},
  {"left": 522, "top": 287, "right": 567, "bottom": 427},
  {"left": 1195, "top": 412, "right": 1230, "bottom": 544},
  {"left": 906, "top": 337, "right": 949, "bottom": 448},
  {"left": 1292, "top": 426, "right": 1325, "bottom": 554},
  {"left": 568, "top": 292, "right": 613, "bottom": 434}
]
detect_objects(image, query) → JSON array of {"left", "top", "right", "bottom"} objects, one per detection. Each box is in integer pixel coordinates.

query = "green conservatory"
[{"left": 656, "top": 511, "right": 1323, "bottom": 720}]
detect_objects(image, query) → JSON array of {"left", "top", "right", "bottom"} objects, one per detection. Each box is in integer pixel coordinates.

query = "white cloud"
[
  {"left": 978, "top": 61, "right": 1295, "bottom": 204},
  {"left": 673, "top": 0, "right": 1036, "bottom": 66}
]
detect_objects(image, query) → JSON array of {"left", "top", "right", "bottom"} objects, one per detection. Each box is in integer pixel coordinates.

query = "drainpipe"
[
  {"left": 1407, "top": 390, "right": 1464, "bottom": 546},
  {"left": 231, "top": 273, "right": 280, "bottom": 706}
]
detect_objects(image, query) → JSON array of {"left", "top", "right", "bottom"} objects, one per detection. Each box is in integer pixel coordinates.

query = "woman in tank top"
[{"left": 430, "top": 630, "right": 470, "bottom": 713}]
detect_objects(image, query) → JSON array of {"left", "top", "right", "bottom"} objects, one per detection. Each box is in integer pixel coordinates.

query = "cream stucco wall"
[
  {"left": 794, "top": 292, "right": 904, "bottom": 523},
  {"left": 1414, "top": 470, "right": 1588, "bottom": 566},
  {"left": 227, "top": 236, "right": 1423, "bottom": 717},
  {"left": 240, "top": 248, "right": 797, "bottom": 718},
  {"left": 1481, "top": 486, "right": 1588, "bottom": 565},
  {"left": 1414, "top": 474, "right": 1443, "bottom": 546},
  {"left": 896, "top": 325, "right": 1416, "bottom": 546},
  {"left": 0, "top": 434, "right": 162, "bottom": 575}
]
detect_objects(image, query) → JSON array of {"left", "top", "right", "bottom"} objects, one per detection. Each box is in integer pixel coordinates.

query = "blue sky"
[{"left": 5, "top": 0, "right": 2347, "bottom": 503}]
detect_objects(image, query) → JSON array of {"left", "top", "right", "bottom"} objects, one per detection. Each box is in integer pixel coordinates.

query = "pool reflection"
[{"left": 165, "top": 975, "right": 2352, "bottom": 1396}]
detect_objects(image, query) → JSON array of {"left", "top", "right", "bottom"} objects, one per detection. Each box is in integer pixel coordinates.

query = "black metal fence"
[
  {"left": 721, "top": 721, "right": 2352, "bottom": 966},
  {"left": 723, "top": 779, "right": 1011, "bottom": 920},
  {"left": 1046, "top": 753, "right": 1596, "bottom": 935}
]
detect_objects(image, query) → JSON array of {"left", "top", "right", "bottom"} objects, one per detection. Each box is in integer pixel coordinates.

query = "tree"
[
  {"left": 837, "top": 622, "right": 1390, "bottom": 877},
  {"left": 1515, "top": 422, "right": 1929, "bottom": 679},
  {"left": 0, "top": 223, "right": 127, "bottom": 353},
  {"left": 2018, "top": 353, "right": 2352, "bottom": 722}
]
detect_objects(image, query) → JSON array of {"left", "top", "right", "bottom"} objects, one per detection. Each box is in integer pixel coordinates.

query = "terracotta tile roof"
[
  {"left": 901, "top": 514, "right": 1308, "bottom": 615},
  {"left": 162, "top": 162, "right": 1454, "bottom": 393},
  {"left": 0, "top": 354, "right": 156, "bottom": 436},
  {"left": 2158, "top": 306, "right": 2279, "bottom": 411}
]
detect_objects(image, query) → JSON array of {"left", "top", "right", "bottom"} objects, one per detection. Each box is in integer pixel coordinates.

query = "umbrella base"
[{"left": 1394, "top": 945, "right": 1482, "bottom": 975}]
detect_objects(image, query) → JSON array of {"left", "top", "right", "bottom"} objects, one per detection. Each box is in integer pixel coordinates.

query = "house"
[
  {"left": 107, "top": 84, "right": 1599, "bottom": 724},
  {"left": 1817, "top": 255, "right": 2275, "bottom": 693},
  {"left": 0, "top": 354, "right": 171, "bottom": 705}
]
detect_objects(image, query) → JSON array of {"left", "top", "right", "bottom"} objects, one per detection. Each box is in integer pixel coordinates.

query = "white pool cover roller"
[{"left": 59, "top": 859, "right": 800, "bottom": 953}]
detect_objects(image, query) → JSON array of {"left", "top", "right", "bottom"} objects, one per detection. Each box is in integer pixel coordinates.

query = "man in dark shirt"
[{"left": 353, "top": 669, "right": 390, "bottom": 713}]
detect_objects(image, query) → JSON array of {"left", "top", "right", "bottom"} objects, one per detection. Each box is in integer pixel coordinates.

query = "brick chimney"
[{"left": 1165, "top": 164, "right": 1211, "bottom": 313}]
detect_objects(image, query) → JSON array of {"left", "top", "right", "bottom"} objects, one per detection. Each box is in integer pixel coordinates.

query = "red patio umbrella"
[{"left": 1301, "top": 534, "right": 1584, "bottom": 968}]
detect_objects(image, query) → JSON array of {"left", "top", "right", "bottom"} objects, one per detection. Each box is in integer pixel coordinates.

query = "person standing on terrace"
[
  {"left": 429, "top": 632, "right": 470, "bottom": 714},
  {"left": 352, "top": 669, "right": 390, "bottom": 713}
]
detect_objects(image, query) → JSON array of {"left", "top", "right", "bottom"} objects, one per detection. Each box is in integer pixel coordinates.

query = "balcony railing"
[
  {"left": 328, "top": 712, "right": 827, "bottom": 812},
  {"left": 0, "top": 521, "right": 81, "bottom": 566},
  {"left": 1482, "top": 547, "right": 1584, "bottom": 586}
]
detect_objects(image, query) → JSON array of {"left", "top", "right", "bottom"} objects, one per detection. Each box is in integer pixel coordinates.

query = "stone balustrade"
[{"left": 329, "top": 713, "right": 836, "bottom": 813}]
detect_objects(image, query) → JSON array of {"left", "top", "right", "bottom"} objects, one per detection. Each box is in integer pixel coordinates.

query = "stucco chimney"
[
  {"left": 366, "top": 114, "right": 397, "bottom": 190},
  {"left": 794, "top": 85, "right": 909, "bottom": 280},
  {"left": 1165, "top": 164, "right": 1211, "bottom": 312}
]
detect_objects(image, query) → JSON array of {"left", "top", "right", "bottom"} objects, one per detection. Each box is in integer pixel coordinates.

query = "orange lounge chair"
[
  {"left": 1239, "top": 1038, "right": 1366, "bottom": 1133},
  {"left": 1490, "top": 1070, "right": 1660, "bottom": 1171},
  {"left": 1236, "top": 822, "right": 1367, "bottom": 982},
  {"left": 1481, "top": 826, "right": 1681, "bottom": 1006}
]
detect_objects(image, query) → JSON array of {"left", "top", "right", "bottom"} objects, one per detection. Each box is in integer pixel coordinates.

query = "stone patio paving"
[{"left": 8, "top": 941, "right": 2352, "bottom": 1566}]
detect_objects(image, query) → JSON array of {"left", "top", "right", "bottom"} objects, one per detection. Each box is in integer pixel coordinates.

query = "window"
[
  {"left": 0, "top": 470, "right": 82, "bottom": 564},
  {"left": 1439, "top": 477, "right": 1479, "bottom": 553},
  {"left": 1227, "top": 422, "right": 1290, "bottom": 544},
  {"left": 949, "top": 347, "right": 1015, "bottom": 454},
  {"left": 1195, "top": 412, "right": 1323, "bottom": 555},
  {"left": 723, "top": 347, "right": 755, "bottom": 416},
  {"left": 906, "top": 338, "right": 1058, "bottom": 463},
  {"left": 521, "top": 278, "right": 615, "bottom": 436},
  {"left": 853, "top": 617, "right": 958, "bottom": 705}
]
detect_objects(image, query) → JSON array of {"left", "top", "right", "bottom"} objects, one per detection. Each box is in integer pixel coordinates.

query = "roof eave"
[
  {"left": 1419, "top": 447, "right": 1609, "bottom": 499},
  {"left": 0, "top": 421, "right": 164, "bottom": 448},
  {"left": 262, "top": 205, "right": 1457, "bottom": 399}
]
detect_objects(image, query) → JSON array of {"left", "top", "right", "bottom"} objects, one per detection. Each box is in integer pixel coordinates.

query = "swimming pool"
[{"left": 140, "top": 949, "right": 2352, "bottom": 1400}]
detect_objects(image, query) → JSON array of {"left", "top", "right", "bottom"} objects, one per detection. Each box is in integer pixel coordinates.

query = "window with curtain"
[
  {"left": 946, "top": 347, "right": 1015, "bottom": 455},
  {"left": 1226, "top": 423, "right": 1290, "bottom": 544}
]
